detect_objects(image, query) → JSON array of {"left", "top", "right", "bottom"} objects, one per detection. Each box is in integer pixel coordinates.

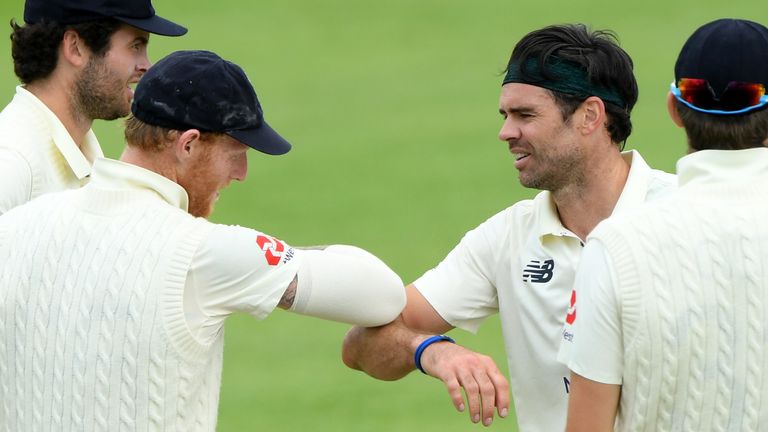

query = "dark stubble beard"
[{"left": 73, "top": 55, "right": 130, "bottom": 121}]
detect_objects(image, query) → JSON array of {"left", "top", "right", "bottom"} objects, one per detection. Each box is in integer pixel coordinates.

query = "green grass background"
[{"left": 1, "top": 1, "right": 766, "bottom": 430}]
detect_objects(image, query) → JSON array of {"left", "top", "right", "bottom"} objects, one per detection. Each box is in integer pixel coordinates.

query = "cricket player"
[
  {"left": 0, "top": 0, "right": 187, "bottom": 214},
  {"left": 342, "top": 24, "right": 676, "bottom": 431},
  {"left": 0, "top": 50, "right": 406, "bottom": 431},
  {"left": 566, "top": 18, "right": 768, "bottom": 431}
]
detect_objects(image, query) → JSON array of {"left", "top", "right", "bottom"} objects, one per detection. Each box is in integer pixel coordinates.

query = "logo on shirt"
[
  {"left": 256, "top": 234, "right": 286, "bottom": 266},
  {"left": 565, "top": 290, "right": 576, "bottom": 324},
  {"left": 522, "top": 259, "right": 554, "bottom": 283}
]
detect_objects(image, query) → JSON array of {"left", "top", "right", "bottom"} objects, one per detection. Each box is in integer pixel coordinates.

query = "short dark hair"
[
  {"left": 675, "top": 102, "right": 768, "bottom": 151},
  {"left": 10, "top": 18, "right": 122, "bottom": 84},
  {"left": 509, "top": 24, "right": 638, "bottom": 146},
  {"left": 124, "top": 115, "right": 226, "bottom": 152}
]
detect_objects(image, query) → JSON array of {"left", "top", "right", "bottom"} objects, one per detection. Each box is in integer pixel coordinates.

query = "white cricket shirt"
[
  {"left": 0, "top": 86, "right": 102, "bottom": 214},
  {"left": 414, "top": 150, "right": 675, "bottom": 432}
]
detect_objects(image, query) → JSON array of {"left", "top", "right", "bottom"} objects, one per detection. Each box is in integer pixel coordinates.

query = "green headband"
[{"left": 503, "top": 57, "right": 626, "bottom": 109}]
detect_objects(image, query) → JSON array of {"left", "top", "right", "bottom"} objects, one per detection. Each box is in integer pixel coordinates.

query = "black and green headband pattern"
[{"left": 503, "top": 57, "right": 627, "bottom": 109}]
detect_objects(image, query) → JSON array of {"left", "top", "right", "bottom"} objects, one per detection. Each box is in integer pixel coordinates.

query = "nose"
[
  {"left": 498, "top": 117, "right": 521, "bottom": 142},
  {"left": 137, "top": 53, "right": 150, "bottom": 74},
  {"left": 232, "top": 154, "right": 248, "bottom": 182}
]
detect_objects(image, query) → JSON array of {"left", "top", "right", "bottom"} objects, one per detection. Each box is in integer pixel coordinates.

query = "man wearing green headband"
[{"left": 343, "top": 24, "right": 675, "bottom": 431}]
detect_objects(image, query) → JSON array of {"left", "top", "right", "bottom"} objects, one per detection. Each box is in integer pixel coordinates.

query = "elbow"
[
  {"left": 341, "top": 326, "right": 363, "bottom": 370},
  {"left": 358, "top": 268, "right": 406, "bottom": 327},
  {"left": 292, "top": 245, "right": 406, "bottom": 327}
]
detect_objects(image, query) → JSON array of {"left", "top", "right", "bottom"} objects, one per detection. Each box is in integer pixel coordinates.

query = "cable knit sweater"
[
  {"left": 0, "top": 184, "right": 222, "bottom": 431},
  {"left": 576, "top": 148, "right": 768, "bottom": 431}
]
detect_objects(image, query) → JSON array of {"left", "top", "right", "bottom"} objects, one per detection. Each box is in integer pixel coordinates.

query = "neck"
[
  {"left": 26, "top": 78, "right": 93, "bottom": 149},
  {"left": 120, "top": 146, "right": 179, "bottom": 183},
  {"left": 551, "top": 149, "right": 630, "bottom": 240}
]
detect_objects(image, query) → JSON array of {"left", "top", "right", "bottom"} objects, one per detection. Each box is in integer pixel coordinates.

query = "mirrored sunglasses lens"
[
  {"left": 720, "top": 82, "right": 765, "bottom": 111},
  {"left": 678, "top": 79, "right": 718, "bottom": 109}
]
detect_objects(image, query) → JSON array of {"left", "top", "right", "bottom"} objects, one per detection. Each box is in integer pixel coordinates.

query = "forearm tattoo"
[{"left": 278, "top": 274, "right": 298, "bottom": 309}]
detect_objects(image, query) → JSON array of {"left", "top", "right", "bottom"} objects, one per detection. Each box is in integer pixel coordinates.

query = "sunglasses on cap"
[{"left": 670, "top": 78, "right": 768, "bottom": 115}]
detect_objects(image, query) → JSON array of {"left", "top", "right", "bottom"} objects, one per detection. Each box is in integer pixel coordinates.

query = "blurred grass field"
[{"left": 1, "top": 1, "right": 766, "bottom": 430}]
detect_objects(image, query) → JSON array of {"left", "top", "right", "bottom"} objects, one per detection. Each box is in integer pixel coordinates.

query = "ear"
[
  {"left": 666, "top": 92, "right": 684, "bottom": 128},
  {"left": 60, "top": 29, "right": 89, "bottom": 68},
  {"left": 174, "top": 129, "right": 202, "bottom": 162},
  {"left": 577, "top": 96, "right": 606, "bottom": 136}
]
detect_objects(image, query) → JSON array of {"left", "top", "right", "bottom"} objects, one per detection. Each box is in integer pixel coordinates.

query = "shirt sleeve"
[
  {"left": 414, "top": 212, "right": 506, "bottom": 333},
  {"left": 184, "top": 224, "right": 302, "bottom": 342},
  {"left": 567, "top": 239, "right": 624, "bottom": 385},
  {"left": 0, "top": 148, "right": 33, "bottom": 214}
]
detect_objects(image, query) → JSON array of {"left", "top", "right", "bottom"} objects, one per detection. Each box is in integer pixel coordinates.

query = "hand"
[{"left": 419, "top": 341, "right": 510, "bottom": 426}]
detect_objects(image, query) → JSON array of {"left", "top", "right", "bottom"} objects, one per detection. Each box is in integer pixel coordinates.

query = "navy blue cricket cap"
[
  {"left": 24, "top": 0, "right": 187, "bottom": 37},
  {"left": 675, "top": 19, "right": 768, "bottom": 95},
  {"left": 131, "top": 50, "right": 291, "bottom": 155}
]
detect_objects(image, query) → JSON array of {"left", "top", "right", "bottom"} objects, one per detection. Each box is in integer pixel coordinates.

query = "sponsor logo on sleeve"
[
  {"left": 255, "top": 234, "right": 291, "bottom": 266},
  {"left": 565, "top": 289, "right": 576, "bottom": 324},
  {"left": 522, "top": 259, "right": 555, "bottom": 283}
]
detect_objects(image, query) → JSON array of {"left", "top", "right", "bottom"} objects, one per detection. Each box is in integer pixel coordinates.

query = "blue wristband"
[{"left": 414, "top": 335, "right": 456, "bottom": 374}]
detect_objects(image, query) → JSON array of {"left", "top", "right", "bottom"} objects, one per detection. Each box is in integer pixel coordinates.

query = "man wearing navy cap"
[
  {"left": 0, "top": 0, "right": 187, "bottom": 214},
  {"left": 0, "top": 50, "right": 407, "bottom": 430},
  {"left": 565, "top": 19, "right": 768, "bottom": 431}
]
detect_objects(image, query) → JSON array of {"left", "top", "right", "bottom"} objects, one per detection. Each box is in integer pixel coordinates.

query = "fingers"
[
  {"left": 454, "top": 358, "right": 503, "bottom": 426},
  {"left": 457, "top": 371, "right": 482, "bottom": 424},
  {"left": 425, "top": 344, "right": 509, "bottom": 426},
  {"left": 490, "top": 367, "right": 511, "bottom": 418},
  {"left": 443, "top": 377, "right": 466, "bottom": 413}
]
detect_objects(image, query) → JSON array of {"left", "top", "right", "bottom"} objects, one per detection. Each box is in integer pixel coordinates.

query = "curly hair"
[{"left": 10, "top": 18, "right": 122, "bottom": 84}]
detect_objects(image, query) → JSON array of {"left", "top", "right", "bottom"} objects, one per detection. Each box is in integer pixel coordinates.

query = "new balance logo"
[{"left": 522, "top": 259, "right": 554, "bottom": 283}]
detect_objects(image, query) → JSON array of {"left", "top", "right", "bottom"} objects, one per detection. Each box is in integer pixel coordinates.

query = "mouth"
[
  {"left": 127, "top": 77, "right": 142, "bottom": 97},
  {"left": 512, "top": 151, "right": 531, "bottom": 169}
]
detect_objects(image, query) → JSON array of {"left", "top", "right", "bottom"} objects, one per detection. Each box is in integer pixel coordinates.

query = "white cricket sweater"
[
  {"left": 589, "top": 148, "right": 768, "bottom": 431},
  {"left": 0, "top": 182, "right": 222, "bottom": 431}
]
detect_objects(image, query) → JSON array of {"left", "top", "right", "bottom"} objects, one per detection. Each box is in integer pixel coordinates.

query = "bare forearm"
[{"left": 342, "top": 316, "right": 424, "bottom": 381}]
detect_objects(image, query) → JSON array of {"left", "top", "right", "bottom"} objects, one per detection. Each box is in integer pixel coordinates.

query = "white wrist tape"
[{"left": 290, "top": 245, "right": 405, "bottom": 326}]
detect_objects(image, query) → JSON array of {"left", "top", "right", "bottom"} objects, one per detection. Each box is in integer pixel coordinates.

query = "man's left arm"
[{"left": 566, "top": 373, "right": 620, "bottom": 432}]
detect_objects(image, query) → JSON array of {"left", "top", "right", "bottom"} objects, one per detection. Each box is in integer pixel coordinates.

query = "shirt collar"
[
  {"left": 677, "top": 147, "right": 768, "bottom": 187},
  {"left": 89, "top": 157, "right": 189, "bottom": 211},
  {"left": 17, "top": 85, "right": 104, "bottom": 180},
  {"left": 535, "top": 150, "right": 652, "bottom": 239}
]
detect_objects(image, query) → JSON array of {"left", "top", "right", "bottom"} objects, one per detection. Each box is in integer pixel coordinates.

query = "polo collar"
[
  {"left": 89, "top": 157, "right": 189, "bottom": 211},
  {"left": 677, "top": 147, "right": 768, "bottom": 187},
  {"left": 17, "top": 85, "right": 103, "bottom": 179},
  {"left": 536, "top": 150, "right": 652, "bottom": 239}
]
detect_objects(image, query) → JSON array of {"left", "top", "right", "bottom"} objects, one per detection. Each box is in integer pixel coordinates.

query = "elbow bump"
[{"left": 361, "top": 267, "right": 406, "bottom": 327}]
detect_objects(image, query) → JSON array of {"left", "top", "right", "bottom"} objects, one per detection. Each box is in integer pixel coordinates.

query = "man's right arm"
[
  {"left": 342, "top": 284, "right": 510, "bottom": 426},
  {"left": 0, "top": 149, "right": 33, "bottom": 214}
]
